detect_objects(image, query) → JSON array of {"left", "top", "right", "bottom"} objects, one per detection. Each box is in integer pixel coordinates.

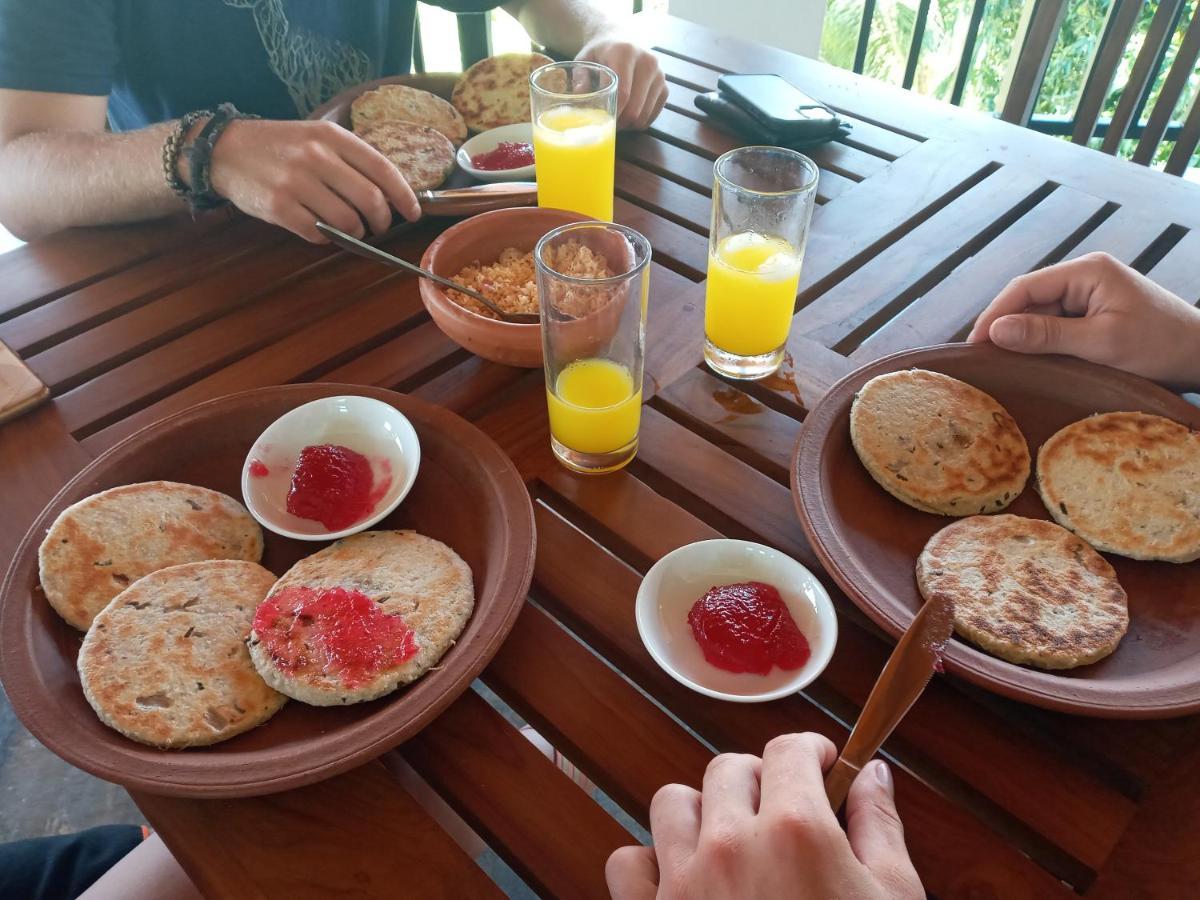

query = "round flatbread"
[
  {"left": 356, "top": 121, "right": 455, "bottom": 190},
  {"left": 452, "top": 52, "right": 554, "bottom": 132},
  {"left": 917, "top": 515, "right": 1128, "bottom": 670},
  {"left": 1037, "top": 411, "right": 1200, "bottom": 562},
  {"left": 38, "top": 481, "right": 263, "bottom": 631},
  {"left": 850, "top": 369, "right": 1030, "bottom": 516},
  {"left": 248, "top": 530, "right": 474, "bottom": 706},
  {"left": 351, "top": 84, "right": 468, "bottom": 146},
  {"left": 78, "top": 561, "right": 286, "bottom": 748}
]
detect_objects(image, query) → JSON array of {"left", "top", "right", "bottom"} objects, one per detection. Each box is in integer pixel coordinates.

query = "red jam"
[
  {"left": 286, "top": 444, "right": 385, "bottom": 531},
  {"left": 248, "top": 459, "right": 270, "bottom": 478},
  {"left": 252, "top": 586, "right": 417, "bottom": 688},
  {"left": 687, "top": 582, "right": 810, "bottom": 675},
  {"left": 470, "top": 141, "right": 535, "bottom": 170}
]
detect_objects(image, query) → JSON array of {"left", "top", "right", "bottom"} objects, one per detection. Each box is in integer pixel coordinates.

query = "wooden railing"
[{"left": 850, "top": 0, "right": 1200, "bottom": 175}]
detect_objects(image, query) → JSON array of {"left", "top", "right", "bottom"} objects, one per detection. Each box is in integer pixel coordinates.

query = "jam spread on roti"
[
  {"left": 470, "top": 141, "right": 535, "bottom": 170},
  {"left": 253, "top": 586, "right": 417, "bottom": 687},
  {"left": 286, "top": 444, "right": 391, "bottom": 531},
  {"left": 688, "top": 582, "right": 810, "bottom": 675},
  {"left": 248, "top": 459, "right": 270, "bottom": 478}
]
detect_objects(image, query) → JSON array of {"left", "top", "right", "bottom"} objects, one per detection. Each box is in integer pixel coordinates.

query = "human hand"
[
  {"left": 204, "top": 118, "right": 422, "bottom": 244},
  {"left": 605, "top": 733, "right": 923, "bottom": 900},
  {"left": 576, "top": 37, "right": 668, "bottom": 130},
  {"left": 968, "top": 253, "right": 1200, "bottom": 391}
]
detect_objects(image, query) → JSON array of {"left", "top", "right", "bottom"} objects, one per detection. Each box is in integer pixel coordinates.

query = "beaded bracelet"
[
  {"left": 185, "top": 102, "right": 260, "bottom": 210},
  {"left": 161, "top": 109, "right": 212, "bottom": 200}
]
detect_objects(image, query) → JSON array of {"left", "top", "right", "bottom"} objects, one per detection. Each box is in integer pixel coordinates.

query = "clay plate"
[
  {"left": 0, "top": 384, "right": 535, "bottom": 797},
  {"left": 792, "top": 343, "right": 1200, "bottom": 718}
]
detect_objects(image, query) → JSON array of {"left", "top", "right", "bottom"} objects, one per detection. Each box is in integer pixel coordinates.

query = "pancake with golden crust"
[
  {"left": 38, "top": 481, "right": 263, "bottom": 630},
  {"left": 351, "top": 84, "right": 468, "bottom": 146},
  {"left": 1038, "top": 411, "right": 1200, "bottom": 563},
  {"left": 452, "top": 52, "right": 554, "bottom": 132},
  {"left": 79, "top": 561, "right": 286, "bottom": 748},
  {"left": 248, "top": 530, "right": 474, "bottom": 706},
  {"left": 356, "top": 121, "right": 456, "bottom": 190},
  {"left": 850, "top": 369, "right": 1031, "bottom": 516},
  {"left": 918, "top": 515, "right": 1128, "bottom": 669}
]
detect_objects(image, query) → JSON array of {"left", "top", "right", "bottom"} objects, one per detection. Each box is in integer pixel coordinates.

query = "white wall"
[{"left": 668, "top": 0, "right": 826, "bottom": 60}]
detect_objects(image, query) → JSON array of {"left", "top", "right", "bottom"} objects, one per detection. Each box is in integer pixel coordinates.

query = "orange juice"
[
  {"left": 547, "top": 358, "right": 641, "bottom": 454},
  {"left": 705, "top": 232, "right": 802, "bottom": 357},
  {"left": 533, "top": 106, "right": 616, "bottom": 221}
]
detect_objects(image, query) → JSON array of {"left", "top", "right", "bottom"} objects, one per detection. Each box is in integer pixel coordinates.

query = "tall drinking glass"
[
  {"left": 537, "top": 221, "right": 650, "bottom": 474},
  {"left": 704, "top": 146, "right": 819, "bottom": 380},
  {"left": 530, "top": 61, "right": 618, "bottom": 221}
]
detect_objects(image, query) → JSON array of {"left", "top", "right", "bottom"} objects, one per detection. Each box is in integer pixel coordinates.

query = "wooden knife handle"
[
  {"left": 824, "top": 756, "right": 861, "bottom": 812},
  {"left": 0, "top": 340, "right": 48, "bottom": 425}
]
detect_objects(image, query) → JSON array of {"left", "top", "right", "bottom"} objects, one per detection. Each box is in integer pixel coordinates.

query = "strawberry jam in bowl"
[
  {"left": 242, "top": 395, "right": 421, "bottom": 541},
  {"left": 636, "top": 539, "right": 838, "bottom": 702},
  {"left": 457, "top": 123, "right": 536, "bottom": 183}
]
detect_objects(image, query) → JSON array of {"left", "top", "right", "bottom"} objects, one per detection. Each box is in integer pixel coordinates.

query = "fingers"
[
  {"left": 649, "top": 782, "right": 701, "bottom": 875},
  {"left": 605, "top": 845, "right": 658, "bottom": 900},
  {"left": 332, "top": 124, "right": 422, "bottom": 221},
  {"left": 699, "top": 753, "right": 761, "bottom": 845},
  {"left": 846, "top": 761, "right": 923, "bottom": 898},
  {"left": 987, "top": 312, "right": 1090, "bottom": 358},
  {"left": 315, "top": 155, "right": 394, "bottom": 236},
  {"left": 967, "top": 255, "right": 1106, "bottom": 341},
  {"left": 297, "top": 177, "right": 368, "bottom": 242},
  {"left": 619, "top": 54, "right": 665, "bottom": 129},
  {"left": 757, "top": 732, "right": 839, "bottom": 828}
]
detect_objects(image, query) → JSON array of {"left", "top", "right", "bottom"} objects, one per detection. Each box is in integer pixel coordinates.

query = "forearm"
[
  {"left": 502, "top": 0, "right": 623, "bottom": 55},
  {"left": 0, "top": 122, "right": 186, "bottom": 241}
]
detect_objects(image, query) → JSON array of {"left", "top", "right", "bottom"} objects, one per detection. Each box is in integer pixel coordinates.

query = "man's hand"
[
  {"left": 576, "top": 38, "right": 668, "bottom": 130},
  {"left": 968, "top": 253, "right": 1200, "bottom": 391},
  {"left": 208, "top": 118, "right": 421, "bottom": 244},
  {"left": 605, "top": 733, "right": 923, "bottom": 900}
]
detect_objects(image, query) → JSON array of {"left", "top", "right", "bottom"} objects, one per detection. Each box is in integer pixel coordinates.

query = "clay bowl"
[
  {"left": 419, "top": 207, "right": 594, "bottom": 368},
  {"left": 0, "top": 384, "right": 535, "bottom": 798}
]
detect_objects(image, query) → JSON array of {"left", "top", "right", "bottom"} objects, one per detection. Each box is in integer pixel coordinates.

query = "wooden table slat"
[{"left": 1146, "top": 230, "right": 1200, "bottom": 303}]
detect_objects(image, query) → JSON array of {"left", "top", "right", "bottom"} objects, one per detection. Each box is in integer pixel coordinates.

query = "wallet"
[{"left": 695, "top": 90, "right": 851, "bottom": 149}]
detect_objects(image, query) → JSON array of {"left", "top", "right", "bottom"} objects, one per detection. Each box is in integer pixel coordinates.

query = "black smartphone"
[{"left": 717, "top": 74, "right": 838, "bottom": 136}]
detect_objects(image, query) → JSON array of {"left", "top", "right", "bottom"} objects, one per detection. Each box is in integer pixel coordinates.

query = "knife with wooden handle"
[
  {"left": 825, "top": 597, "right": 954, "bottom": 810},
  {"left": 417, "top": 182, "right": 537, "bottom": 216},
  {"left": 0, "top": 339, "right": 49, "bottom": 425}
]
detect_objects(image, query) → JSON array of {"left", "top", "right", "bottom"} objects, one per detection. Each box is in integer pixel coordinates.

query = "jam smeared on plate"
[
  {"left": 687, "top": 581, "right": 810, "bottom": 675},
  {"left": 253, "top": 586, "right": 417, "bottom": 688},
  {"left": 248, "top": 459, "right": 270, "bottom": 478},
  {"left": 470, "top": 141, "right": 534, "bottom": 170},
  {"left": 287, "top": 444, "right": 389, "bottom": 531}
]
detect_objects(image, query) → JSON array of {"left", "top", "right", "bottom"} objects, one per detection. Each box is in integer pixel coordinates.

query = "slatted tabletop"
[{"left": 3, "top": 14, "right": 1200, "bottom": 899}]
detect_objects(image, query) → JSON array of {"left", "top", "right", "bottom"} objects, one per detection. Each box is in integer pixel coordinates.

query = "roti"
[
  {"left": 850, "top": 369, "right": 1030, "bottom": 516},
  {"left": 248, "top": 530, "right": 474, "bottom": 706},
  {"left": 351, "top": 84, "right": 468, "bottom": 146},
  {"left": 452, "top": 52, "right": 554, "bottom": 132},
  {"left": 356, "top": 120, "right": 455, "bottom": 190},
  {"left": 1037, "top": 411, "right": 1200, "bottom": 563},
  {"left": 38, "top": 481, "right": 263, "bottom": 630},
  {"left": 78, "top": 561, "right": 286, "bottom": 748},
  {"left": 917, "top": 515, "right": 1128, "bottom": 669}
]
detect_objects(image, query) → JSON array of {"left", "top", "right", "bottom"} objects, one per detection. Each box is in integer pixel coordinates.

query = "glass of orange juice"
[
  {"left": 530, "top": 61, "right": 618, "bottom": 221},
  {"left": 704, "top": 146, "right": 819, "bottom": 380},
  {"left": 537, "top": 221, "right": 650, "bottom": 474}
]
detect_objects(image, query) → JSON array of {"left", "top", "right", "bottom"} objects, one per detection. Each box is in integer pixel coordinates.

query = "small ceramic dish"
[
  {"left": 419, "top": 206, "right": 592, "bottom": 367},
  {"left": 241, "top": 395, "right": 420, "bottom": 541},
  {"left": 636, "top": 539, "right": 838, "bottom": 702},
  {"left": 457, "top": 123, "right": 536, "bottom": 182}
]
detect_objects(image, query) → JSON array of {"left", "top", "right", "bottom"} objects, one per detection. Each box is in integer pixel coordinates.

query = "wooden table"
[{"left": 3, "top": 14, "right": 1199, "bottom": 899}]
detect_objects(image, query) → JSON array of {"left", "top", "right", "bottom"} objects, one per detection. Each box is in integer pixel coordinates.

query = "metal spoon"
[{"left": 315, "top": 221, "right": 540, "bottom": 325}]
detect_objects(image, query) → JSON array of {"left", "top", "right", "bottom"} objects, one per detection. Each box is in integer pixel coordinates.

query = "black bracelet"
[
  {"left": 184, "top": 102, "right": 259, "bottom": 210},
  {"left": 162, "top": 109, "right": 211, "bottom": 200}
]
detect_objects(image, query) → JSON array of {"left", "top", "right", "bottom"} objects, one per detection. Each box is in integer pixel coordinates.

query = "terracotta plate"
[
  {"left": 0, "top": 384, "right": 535, "bottom": 797},
  {"left": 792, "top": 343, "right": 1200, "bottom": 718}
]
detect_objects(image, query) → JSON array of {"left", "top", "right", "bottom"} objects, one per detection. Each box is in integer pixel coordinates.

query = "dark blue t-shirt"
[{"left": 0, "top": 0, "right": 498, "bottom": 130}]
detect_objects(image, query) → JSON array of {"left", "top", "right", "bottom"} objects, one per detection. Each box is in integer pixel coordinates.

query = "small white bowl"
[
  {"left": 241, "top": 396, "right": 420, "bottom": 541},
  {"left": 636, "top": 539, "right": 838, "bottom": 702},
  {"left": 457, "top": 123, "right": 536, "bottom": 182}
]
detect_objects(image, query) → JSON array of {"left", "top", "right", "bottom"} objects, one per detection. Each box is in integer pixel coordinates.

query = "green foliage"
[{"left": 819, "top": 0, "right": 1199, "bottom": 173}]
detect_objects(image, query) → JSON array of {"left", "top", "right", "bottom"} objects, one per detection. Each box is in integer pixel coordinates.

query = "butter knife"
[
  {"left": 824, "top": 597, "right": 954, "bottom": 811},
  {"left": 418, "top": 181, "right": 537, "bottom": 216}
]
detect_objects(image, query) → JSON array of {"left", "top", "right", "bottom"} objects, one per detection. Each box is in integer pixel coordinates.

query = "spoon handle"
[{"left": 314, "top": 221, "right": 510, "bottom": 319}]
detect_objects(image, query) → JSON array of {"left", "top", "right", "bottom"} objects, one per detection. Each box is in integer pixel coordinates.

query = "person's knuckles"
[
  {"left": 764, "top": 730, "right": 835, "bottom": 763},
  {"left": 873, "top": 861, "right": 924, "bottom": 900},
  {"left": 652, "top": 782, "right": 698, "bottom": 813}
]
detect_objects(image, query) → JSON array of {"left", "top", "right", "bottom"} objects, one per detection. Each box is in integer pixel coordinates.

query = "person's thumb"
[
  {"left": 989, "top": 313, "right": 1087, "bottom": 357},
  {"left": 845, "top": 761, "right": 923, "bottom": 898}
]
